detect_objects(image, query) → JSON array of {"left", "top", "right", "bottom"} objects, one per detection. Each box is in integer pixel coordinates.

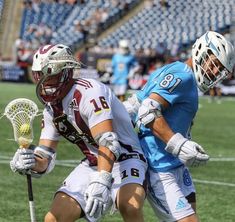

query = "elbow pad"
[
  {"left": 137, "top": 98, "right": 162, "bottom": 127},
  {"left": 95, "top": 132, "right": 122, "bottom": 160},
  {"left": 31, "top": 145, "right": 56, "bottom": 178}
]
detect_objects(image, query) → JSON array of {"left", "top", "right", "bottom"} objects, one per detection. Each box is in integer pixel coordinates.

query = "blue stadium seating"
[
  {"left": 98, "top": 0, "right": 233, "bottom": 53},
  {"left": 20, "top": 0, "right": 140, "bottom": 48},
  {"left": 19, "top": 0, "right": 233, "bottom": 55},
  {"left": 0, "top": 0, "right": 4, "bottom": 19},
  {"left": 20, "top": 2, "right": 75, "bottom": 41}
]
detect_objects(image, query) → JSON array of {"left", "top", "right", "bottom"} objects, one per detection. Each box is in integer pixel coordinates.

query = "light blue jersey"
[
  {"left": 111, "top": 53, "right": 138, "bottom": 85},
  {"left": 136, "top": 61, "right": 198, "bottom": 172}
]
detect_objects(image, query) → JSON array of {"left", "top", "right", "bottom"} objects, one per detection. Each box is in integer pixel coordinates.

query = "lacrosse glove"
[
  {"left": 165, "top": 133, "right": 209, "bottom": 167},
  {"left": 10, "top": 148, "right": 35, "bottom": 175},
  {"left": 84, "top": 170, "right": 113, "bottom": 219}
]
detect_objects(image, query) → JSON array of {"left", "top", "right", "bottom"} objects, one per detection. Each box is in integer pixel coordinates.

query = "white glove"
[
  {"left": 10, "top": 148, "right": 35, "bottom": 175},
  {"left": 84, "top": 170, "right": 113, "bottom": 219},
  {"left": 165, "top": 133, "right": 209, "bottom": 167}
]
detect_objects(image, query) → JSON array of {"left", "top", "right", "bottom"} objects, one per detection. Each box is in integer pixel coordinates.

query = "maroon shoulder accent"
[
  {"left": 73, "top": 90, "right": 97, "bottom": 146},
  {"left": 76, "top": 79, "right": 93, "bottom": 89},
  {"left": 73, "top": 88, "right": 82, "bottom": 102},
  {"left": 74, "top": 90, "right": 98, "bottom": 165}
]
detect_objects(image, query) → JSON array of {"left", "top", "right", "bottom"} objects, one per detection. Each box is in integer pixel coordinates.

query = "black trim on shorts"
[
  {"left": 117, "top": 153, "right": 147, "bottom": 163},
  {"left": 186, "top": 192, "right": 196, "bottom": 203},
  {"left": 118, "top": 141, "right": 134, "bottom": 152}
]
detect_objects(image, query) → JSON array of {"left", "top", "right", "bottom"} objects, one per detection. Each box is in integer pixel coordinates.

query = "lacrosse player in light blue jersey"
[
  {"left": 111, "top": 39, "right": 140, "bottom": 101},
  {"left": 124, "top": 31, "right": 235, "bottom": 222}
]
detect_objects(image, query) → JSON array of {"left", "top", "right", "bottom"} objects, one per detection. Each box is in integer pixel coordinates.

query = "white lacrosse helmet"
[
  {"left": 192, "top": 31, "right": 235, "bottom": 92},
  {"left": 32, "top": 44, "right": 81, "bottom": 104},
  {"left": 119, "top": 39, "right": 130, "bottom": 55}
]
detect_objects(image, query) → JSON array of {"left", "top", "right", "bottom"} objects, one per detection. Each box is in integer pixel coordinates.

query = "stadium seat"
[
  {"left": 98, "top": 0, "right": 233, "bottom": 54},
  {"left": 20, "top": 0, "right": 141, "bottom": 50}
]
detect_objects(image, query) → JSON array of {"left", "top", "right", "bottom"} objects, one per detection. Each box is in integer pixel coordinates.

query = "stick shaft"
[{"left": 27, "top": 175, "right": 36, "bottom": 222}]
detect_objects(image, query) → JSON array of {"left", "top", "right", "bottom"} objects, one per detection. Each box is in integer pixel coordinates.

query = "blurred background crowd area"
[{"left": 0, "top": 0, "right": 234, "bottom": 95}]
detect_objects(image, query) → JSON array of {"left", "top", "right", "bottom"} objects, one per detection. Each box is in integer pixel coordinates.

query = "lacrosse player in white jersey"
[
  {"left": 9, "top": 44, "right": 147, "bottom": 222},
  {"left": 124, "top": 31, "right": 235, "bottom": 222}
]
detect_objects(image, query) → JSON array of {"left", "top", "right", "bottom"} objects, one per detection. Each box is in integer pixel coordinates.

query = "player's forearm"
[
  {"left": 97, "top": 146, "right": 115, "bottom": 172},
  {"left": 33, "top": 156, "right": 49, "bottom": 173},
  {"left": 149, "top": 116, "right": 174, "bottom": 143}
]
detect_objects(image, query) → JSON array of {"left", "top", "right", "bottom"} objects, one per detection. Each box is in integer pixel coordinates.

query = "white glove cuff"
[
  {"left": 91, "top": 170, "right": 113, "bottom": 188},
  {"left": 165, "top": 133, "right": 188, "bottom": 156}
]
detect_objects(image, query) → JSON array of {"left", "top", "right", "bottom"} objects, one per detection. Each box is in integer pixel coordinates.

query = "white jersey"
[{"left": 40, "top": 78, "right": 143, "bottom": 165}]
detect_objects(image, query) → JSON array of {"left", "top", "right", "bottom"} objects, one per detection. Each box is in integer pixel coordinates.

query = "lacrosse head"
[{"left": 4, "top": 98, "right": 38, "bottom": 147}]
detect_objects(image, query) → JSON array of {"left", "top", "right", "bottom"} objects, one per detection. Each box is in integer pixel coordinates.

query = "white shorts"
[
  {"left": 112, "top": 84, "right": 127, "bottom": 96},
  {"left": 147, "top": 166, "right": 195, "bottom": 222},
  {"left": 57, "top": 156, "right": 147, "bottom": 222}
]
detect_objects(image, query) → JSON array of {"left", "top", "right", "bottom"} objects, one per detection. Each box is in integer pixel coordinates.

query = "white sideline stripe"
[
  {"left": 56, "top": 160, "right": 80, "bottom": 163},
  {"left": 0, "top": 160, "right": 79, "bottom": 166},
  {"left": 209, "top": 157, "right": 235, "bottom": 161},
  {"left": 0, "top": 159, "right": 79, "bottom": 166},
  {"left": 193, "top": 179, "right": 235, "bottom": 187},
  {"left": 0, "top": 156, "right": 12, "bottom": 159},
  {"left": 0, "top": 160, "right": 10, "bottom": 164},
  {"left": 1, "top": 156, "right": 235, "bottom": 162},
  {"left": 0, "top": 156, "right": 80, "bottom": 163},
  {"left": 55, "top": 163, "right": 78, "bottom": 167}
]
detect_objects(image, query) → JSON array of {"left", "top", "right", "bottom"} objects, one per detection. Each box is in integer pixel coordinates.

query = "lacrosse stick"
[{"left": 4, "top": 98, "right": 38, "bottom": 222}]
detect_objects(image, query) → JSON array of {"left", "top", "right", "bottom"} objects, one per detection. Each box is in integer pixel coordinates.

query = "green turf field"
[{"left": 0, "top": 82, "right": 235, "bottom": 222}]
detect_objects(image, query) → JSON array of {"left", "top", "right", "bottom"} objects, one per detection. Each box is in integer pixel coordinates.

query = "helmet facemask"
[
  {"left": 33, "top": 68, "right": 74, "bottom": 104},
  {"left": 194, "top": 50, "right": 230, "bottom": 92}
]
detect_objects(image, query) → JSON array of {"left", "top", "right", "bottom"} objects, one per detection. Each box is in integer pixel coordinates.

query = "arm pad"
[
  {"left": 31, "top": 145, "right": 56, "bottom": 177},
  {"left": 137, "top": 98, "right": 162, "bottom": 127},
  {"left": 95, "top": 132, "right": 122, "bottom": 160}
]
